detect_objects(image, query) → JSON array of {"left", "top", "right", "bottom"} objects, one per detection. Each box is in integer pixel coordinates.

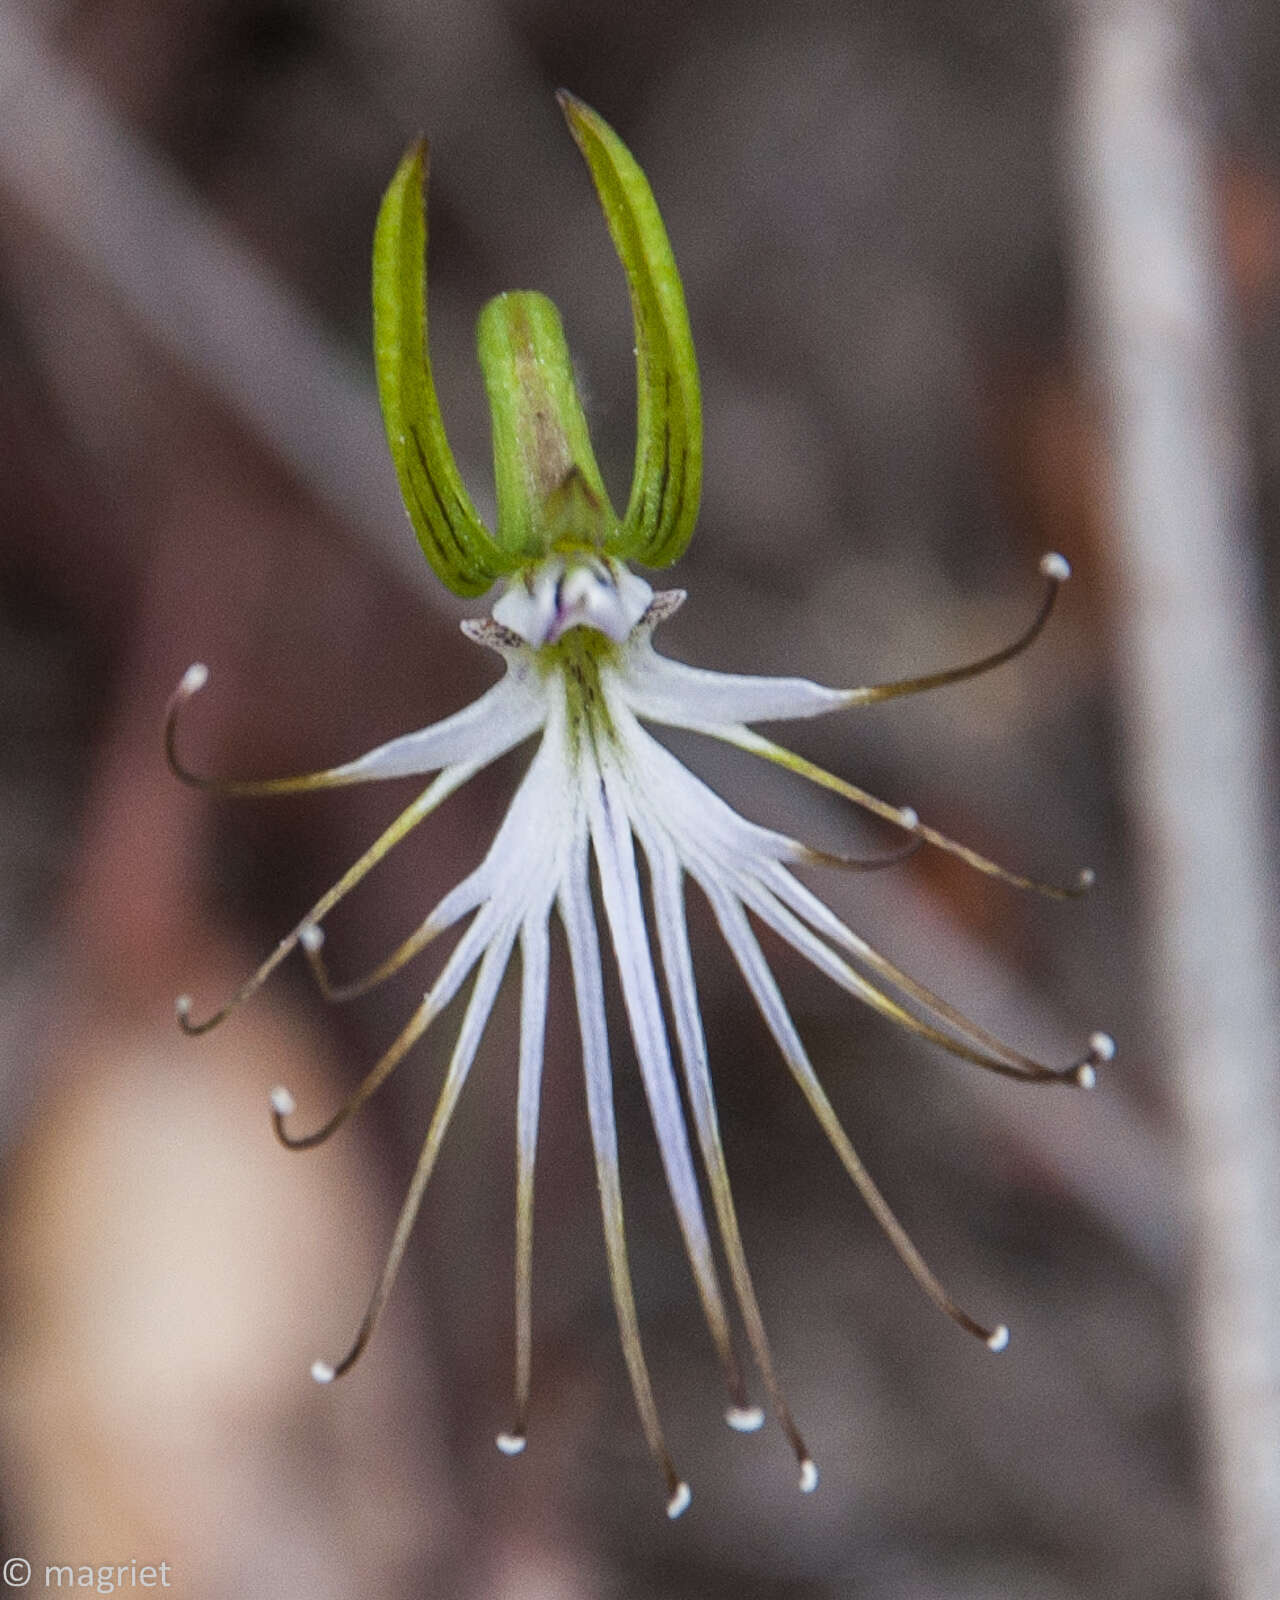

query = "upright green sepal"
[
  {"left": 373, "top": 141, "right": 510, "bottom": 596},
  {"left": 375, "top": 100, "right": 702, "bottom": 594},
  {"left": 557, "top": 91, "right": 703, "bottom": 569},
  {"left": 476, "top": 291, "right": 618, "bottom": 559}
]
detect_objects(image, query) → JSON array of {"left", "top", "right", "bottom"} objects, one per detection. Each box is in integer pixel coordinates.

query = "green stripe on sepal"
[
  {"left": 373, "top": 141, "right": 510, "bottom": 596},
  {"left": 476, "top": 291, "right": 618, "bottom": 560},
  {"left": 557, "top": 91, "right": 702, "bottom": 570}
]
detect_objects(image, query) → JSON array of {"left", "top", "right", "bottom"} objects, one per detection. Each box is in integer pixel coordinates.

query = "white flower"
[
  {"left": 168, "top": 92, "right": 1113, "bottom": 1517},
  {"left": 167, "top": 550, "right": 1110, "bottom": 1517}
]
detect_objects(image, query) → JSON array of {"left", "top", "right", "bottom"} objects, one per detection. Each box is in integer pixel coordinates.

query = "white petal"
[
  {"left": 706, "top": 858, "right": 960, "bottom": 1053},
  {"left": 447, "top": 915, "right": 521, "bottom": 1087},
  {"left": 607, "top": 719, "right": 946, "bottom": 1068},
  {"left": 396, "top": 913, "right": 522, "bottom": 1224},
  {"left": 696, "top": 885, "right": 844, "bottom": 1149},
  {"left": 757, "top": 860, "right": 1055, "bottom": 1076},
  {"left": 633, "top": 816, "right": 811, "bottom": 1466},
  {"left": 417, "top": 734, "right": 570, "bottom": 1019},
  {"left": 510, "top": 908, "right": 552, "bottom": 1435},
  {"left": 703, "top": 884, "right": 1006, "bottom": 1345},
  {"left": 589, "top": 763, "right": 740, "bottom": 1392},
  {"left": 516, "top": 913, "right": 551, "bottom": 1186},
  {"left": 326, "top": 673, "right": 545, "bottom": 782},
  {"left": 420, "top": 899, "right": 507, "bottom": 1018},
  {"left": 608, "top": 703, "right": 970, "bottom": 1056},
  {"left": 419, "top": 690, "right": 574, "bottom": 942},
  {"left": 616, "top": 636, "right": 850, "bottom": 730},
  {"left": 603, "top": 697, "right": 797, "bottom": 865},
  {"left": 310, "top": 912, "right": 521, "bottom": 1385},
  {"left": 558, "top": 825, "right": 681, "bottom": 1492}
]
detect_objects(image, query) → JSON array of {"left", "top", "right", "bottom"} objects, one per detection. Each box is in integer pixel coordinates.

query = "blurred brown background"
[{"left": 1, "top": 1, "right": 1278, "bottom": 1596}]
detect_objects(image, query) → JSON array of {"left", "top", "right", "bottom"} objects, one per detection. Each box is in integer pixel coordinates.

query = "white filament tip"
[
  {"left": 666, "top": 1481, "right": 692, "bottom": 1519},
  {"left": 799, "top": 1458, "right": 819, "bottom": 1493},
  {"left": 495, "top": 1432, "right": 527, "bottom": 1456},
  {"left": 180, "top": 662, "right": 209, "bottom": 695},
  {"left": 1076, "top": 1062, "right": 1098, "bottom": 1091},
  {"left": 1088, "top": 1031, "right": 1116, "bottom": 1063},
  {"left": 725, "top": 1404, "right": 765, "bottom": 1433},
  {"left": 299, "top": 921, "right": 324, "bottom": 953},
  {"left": 898, "top": 806, "right": 920, "bottom": 830},
  {"left": 175, "top": 994, "right": 192, "bottom": 1018},
  {"left": 986, "top": 1324, "right": 1010, "bottom": 1353},
  {"left": 310, "top": 1360, "right": 335, "bottom": 1384},
  {"left": 1040, "top": 552, "right": 1071, "bottom": 582},
  {"left": 269, "top": 1086, "right": 296, "bottom": 1117},
  {"left": 1077, "top": 867, "right": 1097, "bottom": 889}
]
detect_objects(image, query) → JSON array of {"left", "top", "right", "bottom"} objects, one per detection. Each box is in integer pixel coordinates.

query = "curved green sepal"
[
  {"left": 476, "top": 291, "right": 618, "bottom": 559},
  {"left": 373, "top": 141, "right": 509, "bottom": 596},
  {"left": 558, "top": 91, "right": 702, "bottom": 569}
]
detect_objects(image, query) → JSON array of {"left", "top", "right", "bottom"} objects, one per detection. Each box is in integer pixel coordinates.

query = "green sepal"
[
  {"left": 476, "top": 291, "right": 618, "bottom": 559},
  {"left": 558, "top": 91, "right": 703, "bottom": 569},
  {"left": 372, "top": 141, "right": 511, "bottom": 596}
]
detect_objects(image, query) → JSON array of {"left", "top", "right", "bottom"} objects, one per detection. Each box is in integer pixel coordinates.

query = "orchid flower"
[{"left": 167, "top": 92, "right": 1113, "bottom": 1518}]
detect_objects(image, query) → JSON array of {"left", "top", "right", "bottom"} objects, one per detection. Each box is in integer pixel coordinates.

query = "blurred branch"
[
  {"left": 0, "top": 0, "right": 436, "bottom": 600},
  {"left": 1068, "top": 5, "right": 1280, "bottom": 1596}
]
